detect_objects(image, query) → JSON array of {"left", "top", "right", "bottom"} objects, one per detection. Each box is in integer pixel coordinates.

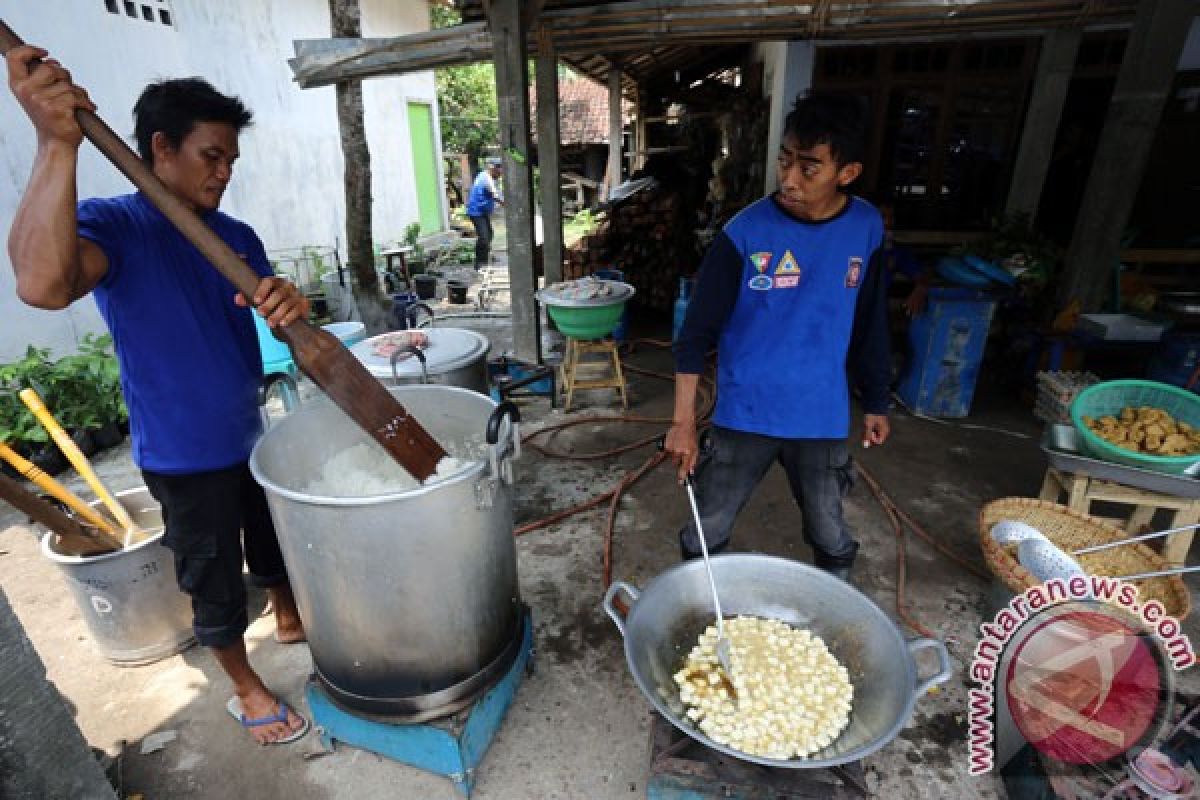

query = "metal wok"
[{"left": 603, "top": 554, "right": 952, "bottom": 768}]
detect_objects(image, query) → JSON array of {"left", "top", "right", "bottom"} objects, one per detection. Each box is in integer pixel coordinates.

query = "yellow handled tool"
[
  {"left": 0, "top": 441, "right": 122, "bottom": 537},
  {"left": 18, "top": 388, "right": 139, "bottom": 544}
]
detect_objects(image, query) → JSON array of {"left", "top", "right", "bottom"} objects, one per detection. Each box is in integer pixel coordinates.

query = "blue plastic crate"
[
  {"left": 896, "top": 288, "right": 996, "bottom": 418},
  {"left": 1148, "top": 333, "right": 1200, "bottom": 394}
]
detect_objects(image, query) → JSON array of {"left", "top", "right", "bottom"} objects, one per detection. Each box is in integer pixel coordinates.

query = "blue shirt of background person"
[{"left": 466, "top": 164, "right": 500, "bottom": 216}]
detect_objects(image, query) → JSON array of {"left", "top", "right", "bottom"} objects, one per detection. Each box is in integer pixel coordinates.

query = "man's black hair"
[
  {"left": 782, "top": 91, "right": 867, "bottom": 166},
  {"left": 133, "top": 78, "right": 253, "bottom": 164}
]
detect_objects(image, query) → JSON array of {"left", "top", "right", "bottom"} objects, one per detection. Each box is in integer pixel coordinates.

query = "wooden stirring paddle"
[{"left": 0, "top": 21, "right": 446, "bottom": 482}]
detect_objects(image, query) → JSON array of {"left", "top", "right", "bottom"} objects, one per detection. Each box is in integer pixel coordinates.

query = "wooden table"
[{"left": 1039, "top": 466, "right": 1200, "bottom": 565}]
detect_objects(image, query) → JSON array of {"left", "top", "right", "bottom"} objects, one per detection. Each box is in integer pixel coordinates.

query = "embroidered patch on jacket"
[
  {"left": 747, "top": 251, "right": 774, "bottom": 290},
  {"left": 770, "top": 250, "right": 802, "bottom": 289},
  {"left": 775, "top": 250, "right": 801, "bottom": 274},
  {"left": 749, "top": 251, "right": 773, "bottom": 273},
  {"left": 844, "top": 256, "right": 863, "bottom": 288}
]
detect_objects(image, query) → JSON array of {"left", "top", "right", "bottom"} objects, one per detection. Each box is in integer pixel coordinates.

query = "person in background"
[
  {"left": 665, "top": 92, "right": 891, "bottom": 581},
  {"left": 467, "top": 157, "right": 504, "bottom": 270},
  {"left": 6, "top": 46, "right": 310, "bottom": 745}
]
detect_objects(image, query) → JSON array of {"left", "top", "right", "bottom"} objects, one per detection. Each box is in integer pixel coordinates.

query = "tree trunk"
[{"left": 330, "top": 0, "right": 390, "bottom": 333}]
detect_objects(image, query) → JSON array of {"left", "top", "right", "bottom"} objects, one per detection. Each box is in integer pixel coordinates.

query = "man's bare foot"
[
  {"left": 267, "top": 584, "right": 306, "bottom": 644},
  {"left": 228, "top": 688, "right": 308, "bottom": 745},
  {"left": 274, "top": 623, "right": 306, "bottom": 644}
]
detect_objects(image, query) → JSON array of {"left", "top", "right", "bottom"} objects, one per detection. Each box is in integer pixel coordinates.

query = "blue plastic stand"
[
  {"left": 896, "top": 287, "right": 996, "bottom": 418},
  {"left": 306, "top": 611, "right": 533, "bottom": 798}
]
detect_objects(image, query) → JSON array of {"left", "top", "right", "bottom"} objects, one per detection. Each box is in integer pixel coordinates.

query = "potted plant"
[
  {"left": 403, "top": 222, "right": 427, "bottom": 273},
  {"left": 0, "top": 346, "right": 68, "bottom": 473}
]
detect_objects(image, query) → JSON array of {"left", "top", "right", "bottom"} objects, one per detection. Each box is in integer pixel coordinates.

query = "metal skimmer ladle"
[
  {"left": 992, "top": 520, "right": 1200, "bottom": 583},
  {"left": 683, "top": 475, "right": 736, "bottom": 685}
]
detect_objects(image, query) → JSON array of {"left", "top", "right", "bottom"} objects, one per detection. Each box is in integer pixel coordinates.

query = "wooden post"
[
  {"left": 487, "top": 0, "right": 540, "bottom": 363},
  {"left": 606, "top": 59, "right": 623, "bottom": 200},
  {"left": 1005, "top": 27, "right": 1081, "bottom": 219},
  {"left": 634, "top": 85, "right": 647, "bottom": 173},
  {"left": 536, "top": 27, "right": 565, "bottom": 285},
  {"left": 1060, "top": 0, "right": 1193, "bottom": 311}
]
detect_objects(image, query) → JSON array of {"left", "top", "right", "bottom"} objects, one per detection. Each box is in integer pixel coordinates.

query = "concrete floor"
[{"left": 3, "top": 324, "right": 1199, "bottom": 799}]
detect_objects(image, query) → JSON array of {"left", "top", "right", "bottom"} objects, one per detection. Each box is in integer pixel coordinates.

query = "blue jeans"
[{"left": 679, "top": 426, "right": 859, "bottom": 570}]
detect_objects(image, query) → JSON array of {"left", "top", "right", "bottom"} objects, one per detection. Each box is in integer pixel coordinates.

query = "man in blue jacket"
[
  {"left": 664, "top": 93, "right": 891, "bottom": 580},
  {"left": 7, "top": 46, "right": 310, "bottom": 745},
  {"left": 466, "top": 157, "right": 503, "bottom": 269}
]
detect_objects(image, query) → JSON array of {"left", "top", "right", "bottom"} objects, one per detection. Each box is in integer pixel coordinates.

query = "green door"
[{"left": 407, "top": 102, "right": 443, "bottom": 234}]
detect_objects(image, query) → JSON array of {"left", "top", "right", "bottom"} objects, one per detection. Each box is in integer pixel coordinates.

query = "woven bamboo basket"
[{"left": 979, "top": 497, "right": 1191, "bottom": 619}]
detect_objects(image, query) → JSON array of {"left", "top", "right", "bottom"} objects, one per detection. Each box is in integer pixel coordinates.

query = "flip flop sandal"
[{"left": 226, "top": 696, "right": 310, "bottom": 745}]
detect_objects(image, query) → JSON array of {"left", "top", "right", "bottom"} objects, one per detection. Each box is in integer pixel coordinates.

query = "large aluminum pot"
[
  {"left": 603, "top": 554, "right": 952, "bottom": 768},
  {"left": 349, "top": 328, "right": 490, "bottom": 394},
  {"left": 41, "top": 487, "right": 195, "bottom": 666},
  {"left": 249, "top": 385, "right": 521, "bottom": 720}
]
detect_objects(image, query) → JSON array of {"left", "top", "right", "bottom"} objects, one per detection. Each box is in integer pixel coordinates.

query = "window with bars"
[{"left": 105, "top": 0, "right": 173, "bottom": 27}]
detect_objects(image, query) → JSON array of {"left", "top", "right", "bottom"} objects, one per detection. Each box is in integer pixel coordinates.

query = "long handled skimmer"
[{"left": 683, "top": 475, "right": 735, "bottom": 683}]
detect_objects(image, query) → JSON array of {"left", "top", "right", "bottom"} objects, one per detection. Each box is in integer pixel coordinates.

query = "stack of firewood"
[{"left": 563, "top": 185, "right": 700, "bottom": 311}]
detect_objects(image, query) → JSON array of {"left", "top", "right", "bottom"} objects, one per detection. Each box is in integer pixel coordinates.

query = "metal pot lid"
[
  {"left": 536, "top": 278, "right": 635, "bottom": 308},
  {"left": 351, "top": 328, "right": 490, "bottom": 378}
]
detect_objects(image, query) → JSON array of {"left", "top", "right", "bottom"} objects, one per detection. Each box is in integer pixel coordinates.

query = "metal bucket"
[
  {"left": 350, "top": 328, "right": 490, "bottom": 394},
  {"left": 248, "top": 385, "right": 521, "bottom": 720},
  {"left": 40, "top": 487, "right": 195, "bottom": 666},
  {"left": 604, "top": 554, "right": 952, "bottom": 768}
]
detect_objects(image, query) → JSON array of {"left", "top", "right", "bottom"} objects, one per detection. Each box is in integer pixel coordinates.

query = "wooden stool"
[
  {"left": 559, "top": 338, "right": 628, "bottom": 412},
  {"left": 1038, "top": 467, "right": 1200, "bottom": 565}
]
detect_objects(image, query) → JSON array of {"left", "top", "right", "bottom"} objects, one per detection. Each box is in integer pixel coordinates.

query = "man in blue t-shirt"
[
  {"left": 466, "top": 158, "right": 503, "bottom": 269},
  {"left": 665, "top": 93, "right": 892, "bottom": 581},
  {"left": 7, "top": 46, "right": 310, "bottom": 745}
]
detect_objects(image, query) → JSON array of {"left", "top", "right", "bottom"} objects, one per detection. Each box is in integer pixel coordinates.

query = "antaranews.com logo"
[{"left": 968, "top": 575, "right": 1196, "bottom": 775}]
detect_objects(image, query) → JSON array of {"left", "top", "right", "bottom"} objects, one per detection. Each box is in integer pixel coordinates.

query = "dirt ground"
[{"left": 3, "top": 311, "right": 1199, "bottom": 799}]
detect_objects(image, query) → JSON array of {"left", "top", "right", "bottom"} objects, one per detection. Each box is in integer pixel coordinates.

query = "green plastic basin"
[
  {"left": 545, "top": 302, "right": 628, "bottom": 340},
  {"left": 1069, "top": 379, "right": 1200, "bottom": 476}
]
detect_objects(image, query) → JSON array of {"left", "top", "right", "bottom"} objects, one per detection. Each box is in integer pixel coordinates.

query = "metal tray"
[{"left": 1041, "top": 424, "right": 1200, "bottom": 499}]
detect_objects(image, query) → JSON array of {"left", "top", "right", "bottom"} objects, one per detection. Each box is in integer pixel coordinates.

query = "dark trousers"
[
  {"left": 470, "top": 214, "right": 493, "bottom": 268},
  {"left": 679, "top": 426, "right": 860, "bottom": 570},
  {"left": 143, "top": 463, "right": 288, "bottom": 648}
]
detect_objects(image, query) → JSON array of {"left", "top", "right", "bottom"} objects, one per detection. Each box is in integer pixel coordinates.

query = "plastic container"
[
  {"left": 1148, "top": 333, "right": 1200, "bottom": 393},
  {"left": 253, "top": 312, "right": 296, "bottom": 377},
  {"left": 1069, "top": 379, "right": 1200, "bottom": 475},
  {"left": 935, "top": 256, "right": 993, "bottom": 289},
  {"left": 672, "top": 276, "right": 694, "bottom": 342},
  {"left": 414, "top": 273, "right": 438, "bottom": 301},
  {"left": 320, "top": 321, "right": 366, "bottom": 347},
  {"left": 446, "top": 279, "right": 469, "bottom": 305},
  {"left": 896, "top": 288, "right": 996, "bottom": 418},
  {"left": 593, "top": 269, "right": 629, "bottom": 342}
]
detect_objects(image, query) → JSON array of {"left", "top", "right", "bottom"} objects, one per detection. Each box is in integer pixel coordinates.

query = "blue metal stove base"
[{"left": 306, "top": 611, "right": 534, "bottom": 798}]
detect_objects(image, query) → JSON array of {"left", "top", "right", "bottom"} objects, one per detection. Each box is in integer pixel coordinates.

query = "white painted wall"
[
  {"left": 0, "top": 0, "right": 442, "bottom": 360},
  {"left": 755, "top": 41, "right": 814, "bottom": 191}
]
